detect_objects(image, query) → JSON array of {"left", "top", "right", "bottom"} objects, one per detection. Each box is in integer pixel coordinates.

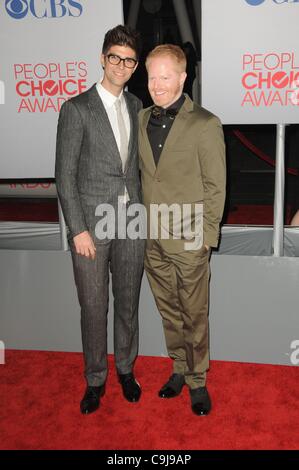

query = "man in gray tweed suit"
[{"left": 55, "top": 25, "right": 144, "bottom": 414}]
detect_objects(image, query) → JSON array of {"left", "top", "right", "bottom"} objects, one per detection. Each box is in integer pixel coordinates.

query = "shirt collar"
[
  {"left": 150, "top": 94, "right": 185, "bottom": 121},
  {"left": 165, "top": 94, "right": 185, "bottom": 112},
  {"left": 96, "top": 82, "right": 124, "bottom": 108}
]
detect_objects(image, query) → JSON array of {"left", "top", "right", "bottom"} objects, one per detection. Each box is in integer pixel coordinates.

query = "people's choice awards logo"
[
  {"left": 14, "top": 61, "right": 88, "bottom": 113},
  {"left": 241, "top": 52, "right": 299, "bottom": 107},
  {"left": 5, "top": 0, "right": 83, "bottom": 19},
  {"left": 0, "top": 81, "right": 5, "bottom": 104},
  {"left": 10, "top": 183, "right": 52, "bottom": 189}
]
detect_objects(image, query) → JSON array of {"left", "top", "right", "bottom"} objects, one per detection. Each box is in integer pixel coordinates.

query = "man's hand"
[
  {"left": 73, "top": 231, "right": 96, "bottom": 260},
  {"left": 205, "top": 245, "right": 210, "bottom": 251}
]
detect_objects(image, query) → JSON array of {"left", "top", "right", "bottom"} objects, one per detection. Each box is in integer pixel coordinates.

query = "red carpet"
[{"left": 1, "top": 350, "right": 299, "bottom": 450}]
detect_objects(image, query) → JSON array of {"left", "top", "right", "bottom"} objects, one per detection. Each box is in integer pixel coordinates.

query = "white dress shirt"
[
  {"left": 96, "top": 82, "right": 130, "bottom": 203},
  {"left": 96, "top": 82, "right": 130, "bottom": 155}
]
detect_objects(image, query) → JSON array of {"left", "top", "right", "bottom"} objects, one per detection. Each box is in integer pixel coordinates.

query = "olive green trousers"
[{"left": 145, "top": 240, "right": 211, "bottom": 389}]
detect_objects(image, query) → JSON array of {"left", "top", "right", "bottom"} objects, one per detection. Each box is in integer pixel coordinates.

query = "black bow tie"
[{"left": 151, "top": 106, "right": 178, "bottom": 120}]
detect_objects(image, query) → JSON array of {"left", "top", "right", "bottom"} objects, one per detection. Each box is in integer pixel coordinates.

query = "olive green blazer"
[{"left": 139, "top": 94, "right": 226, "bottom": 251}]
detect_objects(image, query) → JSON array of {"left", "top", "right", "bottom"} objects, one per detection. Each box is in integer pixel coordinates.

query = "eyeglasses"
[{"left": 106, "top": 54, "right": 137, "bottom": 69}]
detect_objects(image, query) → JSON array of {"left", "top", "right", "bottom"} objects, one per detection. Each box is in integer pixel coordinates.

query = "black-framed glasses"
[{"left": 106, "top": 54, "right": 137, "bottom": 69}]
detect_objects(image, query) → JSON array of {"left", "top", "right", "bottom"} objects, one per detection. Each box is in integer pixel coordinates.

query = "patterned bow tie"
[{"left": 151, "top": 106, "right": 178, "bottom": 120}]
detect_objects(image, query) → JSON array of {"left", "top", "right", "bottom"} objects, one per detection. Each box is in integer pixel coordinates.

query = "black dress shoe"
[
  {"left": 158, "top": 373, "right": 185, "bottom": 398},
  {"left": 190, "top": 386, "right": 211, "bottom": 416},
  {"left": 118, "top": 373, "right": 141, "bottom": 402},
  {"left": 80, "top": 385, "right": 105, "bottom": 415}
]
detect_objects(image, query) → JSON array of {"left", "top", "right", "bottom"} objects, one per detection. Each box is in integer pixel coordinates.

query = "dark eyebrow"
[{"left": 109, "top": 53, "right": 136, "bottom": 61}]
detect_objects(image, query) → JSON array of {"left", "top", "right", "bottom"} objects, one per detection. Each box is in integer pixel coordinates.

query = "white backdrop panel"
[
  {"left": 202, "top": 0, "right": 299, "bottom": 124},
  {"left": 0, "top": 0, "right": 123, "bottom": 178}
]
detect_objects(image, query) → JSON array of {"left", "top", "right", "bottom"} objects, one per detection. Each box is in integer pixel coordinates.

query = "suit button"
[{"left": 156, "top": 177, "right": 161, "bottom": 182}]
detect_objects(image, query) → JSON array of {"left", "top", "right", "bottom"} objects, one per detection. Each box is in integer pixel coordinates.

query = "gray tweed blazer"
[{"left": 55, "top": 84, "right": 142, "bottom": 240}]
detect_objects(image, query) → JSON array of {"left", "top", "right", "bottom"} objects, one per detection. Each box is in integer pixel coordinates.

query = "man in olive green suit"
[{"left": 139, "top": 45, "right": 226, "bottom": 416}]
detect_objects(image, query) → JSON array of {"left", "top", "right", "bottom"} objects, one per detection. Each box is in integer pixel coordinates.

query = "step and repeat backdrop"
[
  {"left": 202, "top": 0, "right": 299, "bottom": 124},
  {"left": 0, "top": 0, "right": 123, "bottom": 180}
]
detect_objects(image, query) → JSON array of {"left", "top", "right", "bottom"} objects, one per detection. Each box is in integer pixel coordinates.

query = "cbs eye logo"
[
  {"left": 246, "top": 0, "right": 299, "bottom": 4},
  {"left": 245, "top": 0, "right": 266, "bottom": 4},
  {"left": 5, "top": 0, "right": 28, "bottom": 19}
]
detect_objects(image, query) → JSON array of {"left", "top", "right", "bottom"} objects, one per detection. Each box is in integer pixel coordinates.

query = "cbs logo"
[{"left": 5, "top": 0, "right": 83, "bottom": 19}]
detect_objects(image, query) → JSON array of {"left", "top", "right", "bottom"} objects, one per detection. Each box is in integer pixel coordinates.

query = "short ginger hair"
[{"left": 146, "top": 44, "right": 187, "bottom": 72}]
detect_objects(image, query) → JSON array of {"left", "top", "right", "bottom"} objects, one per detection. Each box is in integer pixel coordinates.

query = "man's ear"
[
  {"left": 132, "top": 62, "right": 139, "bottom": 74},
  {"left": 180, "top": 71, "right": 187, "bottom": 86},
  {"left": 100, "top": 54, "right": 105, "bottom": 69}
]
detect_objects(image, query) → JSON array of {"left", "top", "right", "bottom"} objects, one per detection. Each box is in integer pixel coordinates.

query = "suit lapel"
[
  {"left": 140, "top": 96, "right": 194, "bottom": 175},
  {"left": 140, "top": 108, "right": 156, "bottom": 174},
  {"left": 87, "top": 85, "right": 122, "bottom": 169},
  {"left": 123, "top": 92, "right": 137, "bottom": 173},
  {"left": 157, "top": 96, "right": 193, "bottom": 170}
]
